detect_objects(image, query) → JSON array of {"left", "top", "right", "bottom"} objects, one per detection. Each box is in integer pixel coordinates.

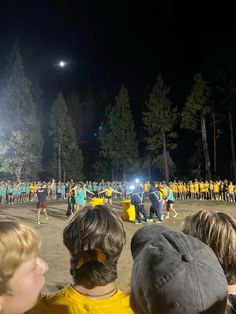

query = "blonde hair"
[
  {"left": 0, "top": 219, "right": 40, "bottom": 294},
  {"left": 183, "top": 209, "right": 236, "bottom": 284}
]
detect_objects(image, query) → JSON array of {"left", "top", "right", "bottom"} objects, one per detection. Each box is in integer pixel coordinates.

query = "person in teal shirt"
[
  {"left": 76, "top": 183, "right": 85, "bottom": 209},
  {"left": 163, "top": 184, "right": 178, "bottom": 219},
  {"left": 7, "top": 183, "right": 14, "bottom": 204},
  {"left": 0, "top": 183, "right": 6, "bottom": 204}
]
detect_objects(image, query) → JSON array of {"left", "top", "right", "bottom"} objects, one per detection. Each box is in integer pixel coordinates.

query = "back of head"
[
  {"left": 130, "top": 224, "right": 227, "bottom": 314},
  {"left": 0, "top": 217, "right": 40, "bottom": 295},
  {"left": 183, "top": 209, "right": 236, "bottom": 284},
  {"left": 63, "top": 205, "right": 126, "bottom": 288}
]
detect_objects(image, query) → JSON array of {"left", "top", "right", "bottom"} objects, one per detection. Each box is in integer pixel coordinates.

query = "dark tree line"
[{"left": 0, "top": 42, "right": 235, "bottom": 181}]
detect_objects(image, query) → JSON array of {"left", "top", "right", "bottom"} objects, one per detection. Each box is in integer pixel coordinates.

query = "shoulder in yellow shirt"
[{"left": 27, "top": 284, "right": 133, "bottom": 314}]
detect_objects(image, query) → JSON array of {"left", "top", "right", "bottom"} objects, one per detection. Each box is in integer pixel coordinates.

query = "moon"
[{"left": 58, "top": 61, "right": 66, "bottom": 67}]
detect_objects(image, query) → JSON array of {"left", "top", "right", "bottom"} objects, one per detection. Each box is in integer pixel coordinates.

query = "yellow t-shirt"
[
  {"left": 229, "top": 184, "right": 235, "bottom": 193},
  {"left": 213, "top": 183, "right": 219, "bottom": 193},
  {"left": 183, "top": 184, "right": 187, "bottom": 193},
  {"left": 194, "top": 182, "right": 199, "bottom": 193},
  {"left": 105, "top": 187, "right": 113, "bottom": 197},
  {"left": 27, "top": 285, "right": 133, "bottom": 314},
  {"left": 199, "top": 182, "right": 204, "bottom": 192},
  {"left": 172, "top": 183, "right": 178, "bottom": 193},
  {"left": 178, "top": 183, "right": 183, "bottom": 193},
  {"left": 29, "top": 184, "right": 35, "bottom": 193},
  {"left": 204, "top": 182, "right": 209, "bottom": 192},
  {"left": 160, "top": 187, "right": 167, "bottom": 198},
  {"left": 33, "top": 184, "right": 39, "bottom": 193},
  {"left": 70, "top": 187, "right": 77, "bottom": 197},
  {"left": 189, "top": 183, "right": 195, "bottom": 193}
]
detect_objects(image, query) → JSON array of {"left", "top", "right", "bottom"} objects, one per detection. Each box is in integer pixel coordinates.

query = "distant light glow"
[
  {"left": 135, "top": 178, "right": 140, "bottom": 184},
  {"left": 58, "top": 61, "right": 66, "bottom": 67}
]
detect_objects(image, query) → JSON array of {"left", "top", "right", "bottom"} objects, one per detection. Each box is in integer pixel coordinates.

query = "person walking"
[
  {"left": 36, "top": 182, "right": 49, "bottom": 225},
  {"left": 163, "top": 183, "right": 177, "bottom": 219}
]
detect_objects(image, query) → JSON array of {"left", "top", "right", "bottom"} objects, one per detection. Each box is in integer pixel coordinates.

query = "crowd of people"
[
  {"left": 0, "top": 178, "right": 236, "bottom": 206},
  {"left": 1, "top": 206, "right": 236, "bottom": 314},
  {"left": 1, "top": 177, "right": 236, "bottom": 227}
]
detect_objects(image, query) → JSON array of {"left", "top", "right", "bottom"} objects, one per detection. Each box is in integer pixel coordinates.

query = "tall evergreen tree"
[
  {"left": 181, "top": 73, "right": 212, "bottom": 180},
  {"left": 0, "top": 41, "right": 43, "bottom": 178},
  {"left": 50, "top": 92, "right": 83, "bottom": 181},
  {"left": 215, "top": 70, "right": 236, "bottom": 180},
  {"left": 98, "top": 86, "right": 137, "bottom": 179},
  {"left": 31, "top": 79, "right": 44, "bottom": 116},
  {"left": 0, "top": 130, "right": 38, "bottom": 180},
  {"left": 143, "top": 75, "right": 177, "bottom": 182},
  {"left": 66, "top": 88, "right": 84, "bottom": 142}
]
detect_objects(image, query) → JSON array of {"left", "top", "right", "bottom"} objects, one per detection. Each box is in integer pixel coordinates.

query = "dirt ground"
[{"left": 1, "top": 199, "right": 236, "bottom": 294}]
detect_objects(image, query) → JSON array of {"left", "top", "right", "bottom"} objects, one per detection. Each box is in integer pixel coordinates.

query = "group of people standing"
[
  {"left": 131, "top": 181, "right": 177, "bottom": 225},
  {"left": 1, "top": 178, "right": 236, "bottom": 206},
  {"left": 168, "top": 179, "right": 236, "bottom": 202}
]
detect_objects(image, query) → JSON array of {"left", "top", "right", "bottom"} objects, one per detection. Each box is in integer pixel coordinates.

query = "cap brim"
[{"left": 131, "top": 224, "right": 169, "bottom": 259}]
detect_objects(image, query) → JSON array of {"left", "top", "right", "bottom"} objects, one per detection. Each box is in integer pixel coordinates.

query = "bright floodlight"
[
  {"left": 129, "top": 185, "right": 135, "bottom": 191},
  {"left": 135, "top": 178, "right": 140, "bottom": 184},
  {"left": 59, "top": 61, "right": 66, "bottom": 67}
]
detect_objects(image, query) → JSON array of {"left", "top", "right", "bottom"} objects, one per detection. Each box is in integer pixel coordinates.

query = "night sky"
[
  {"left": 1, "top": 1, "right": 235, "bottom": 100},
  {"left": 0, "top": 1, "right": 236, "bottom": 178}
]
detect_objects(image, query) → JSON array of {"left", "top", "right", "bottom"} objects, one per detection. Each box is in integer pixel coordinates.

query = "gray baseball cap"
[{"left": 131, "top": 225, "right": 227, "bottom": 314}]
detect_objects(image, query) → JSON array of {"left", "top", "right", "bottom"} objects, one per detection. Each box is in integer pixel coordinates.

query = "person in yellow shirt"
[
  {"left": 204, "top": 181, "right": 210, "bottom": 200},
  {"left": 213, "top": 181, "right": 220, "bottom": 200},
  {"left": 219, "top": 181, "right": 224, "bottom": 201},
  {"left": 171, "top": 181, "right": 178, "bottom": 199},
  {"left": 178, "top": 181, "right": 184, "bottom": 200},
  {"left": 209, "top": 180, "right": 214, "bottom": 200},
  {"left": 143, "top": 181, "right": 150, "bottom": 199},
  {"left": 194, "top": 180, "right": 199, "bottom": 200},
  {"left": 183, "top": 182, "right": 188, "bottom": 199},
  {"left": 98, "top": 185, "right": 121, "bottom": 206},
  {"left": 199, "top": 180, "right": 204, "bottom": 200},
  {"left": 189, "top": 181, "right": 195, "bottom": 199},
  {"left": 27, "top": 205, "right": 133, "bottom": 314},
  {"left": 159, "top": 182, "right": 167, "bottom": 199},
  {"left": 29, "top": 181, "right": 39, "bottom": 202},
  {"left": 229, "top": 181, "right": 235, "bottom": 202}
]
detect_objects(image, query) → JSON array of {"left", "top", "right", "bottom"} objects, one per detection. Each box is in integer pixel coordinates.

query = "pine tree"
[
  {"left": 181, "top": 73, "right": 212, "bottom": 180},
  {"left": 0, "top": 130, "right": 36, "bottom": 180},
  {"left": 143, "top": 75, "right": 177, "bottom": 182},
  {"left": 66, "top": 88, "right": 84, "bottom": 142},
  {"left": 215, "top": 70, "right": 236, "bottom": 180},
  {"left": 99, "top": 86, "right": 137, "bottom": 179},
  {"left": 0, "top": 41, "right": 43, "bottom": 179},
  {"left": 50, "top": 92, "right": 83, "bottom": 181}
]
